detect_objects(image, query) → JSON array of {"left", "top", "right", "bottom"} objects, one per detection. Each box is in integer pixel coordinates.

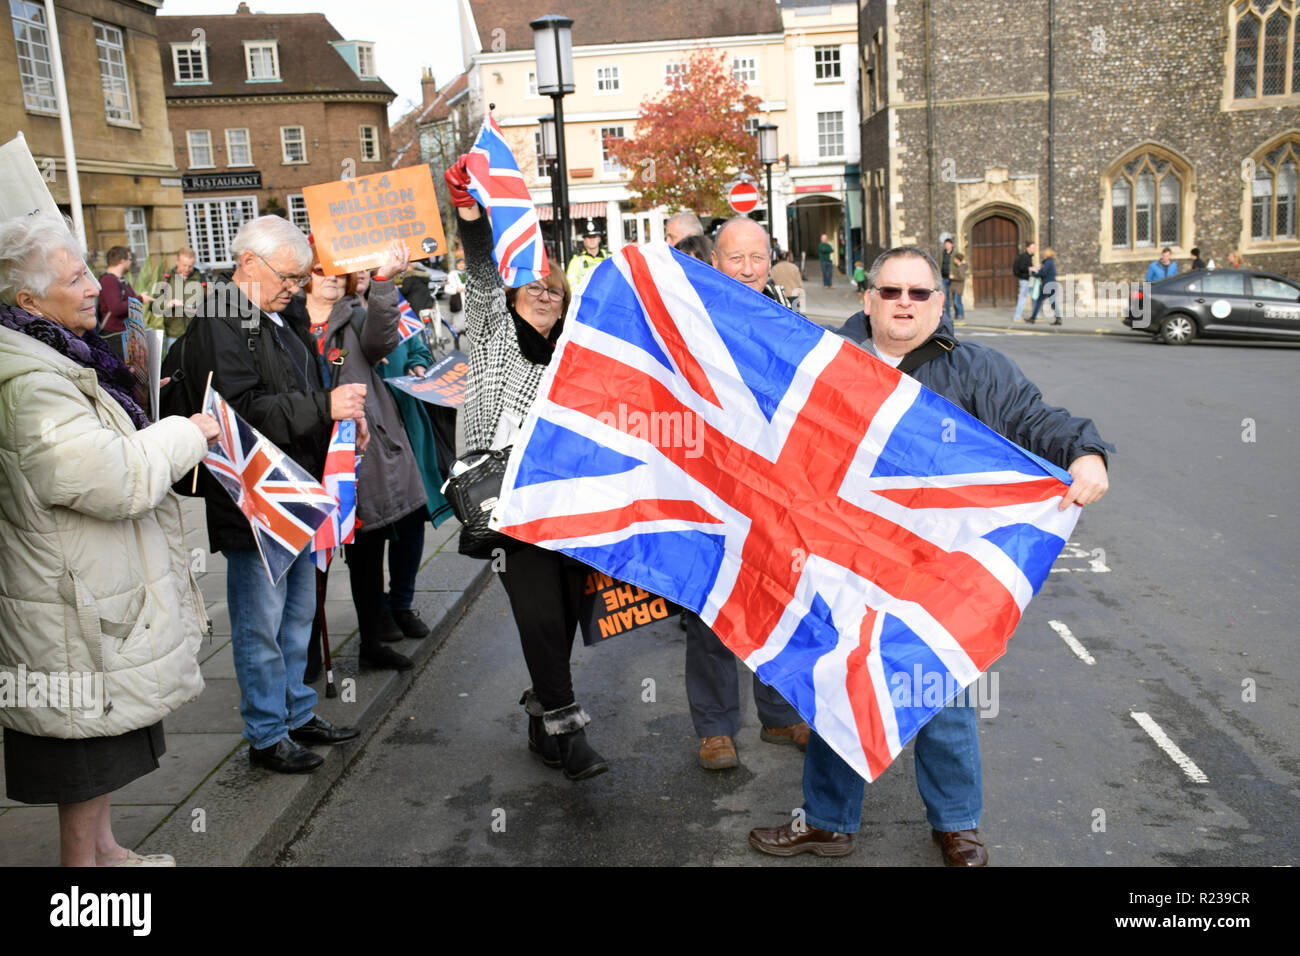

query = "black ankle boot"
[
  {"left": 520, "top": 690, "right": 561, "bottom": 768},
  {"left": 542, "top": 702, "right": 608, "bottom": 781},
  {"left": 556, "top": 728, "right": 608, "bottom": 781}
]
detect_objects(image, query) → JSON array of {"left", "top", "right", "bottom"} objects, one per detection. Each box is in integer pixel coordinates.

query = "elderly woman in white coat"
[{"left": 0, "top": 214, "right": 218, "bottom": 866}]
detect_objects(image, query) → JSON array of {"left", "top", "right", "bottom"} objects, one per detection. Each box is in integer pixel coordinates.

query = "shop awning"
[{"left": 535, "top": 201, "right": 608, "bottom": 222}]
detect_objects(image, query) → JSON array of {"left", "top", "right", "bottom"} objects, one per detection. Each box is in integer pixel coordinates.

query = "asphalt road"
[{"left": 282, "top": 330, "right": 1299, "bottom": 867}]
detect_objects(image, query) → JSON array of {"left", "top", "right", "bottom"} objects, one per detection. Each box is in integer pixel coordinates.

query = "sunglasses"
[{"left": 873, "top": 285, "right": 936, "bottom": 301}]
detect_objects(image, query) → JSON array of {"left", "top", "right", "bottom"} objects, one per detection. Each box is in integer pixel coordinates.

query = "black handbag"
[{"left": 442, "top": 447, "right": 514, "bottom": 559}]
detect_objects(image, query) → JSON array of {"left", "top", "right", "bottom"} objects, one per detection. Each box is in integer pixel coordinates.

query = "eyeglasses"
[
  {"left": 523, "top": 282, "right": 564, "bottom": 301},
  {"left": 254, "top": 251, "right": 310, "bottom": 288},
  {"left": 873, "top": 285, "right": 936, "bottom": 301}
]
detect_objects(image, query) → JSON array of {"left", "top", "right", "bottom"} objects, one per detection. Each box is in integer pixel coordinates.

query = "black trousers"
[
  {"left": 346, "top": 506, "right": 426, "bottom": 655},
  {"left": 497, "top": 544, "right": 588, "bottom": 711}
]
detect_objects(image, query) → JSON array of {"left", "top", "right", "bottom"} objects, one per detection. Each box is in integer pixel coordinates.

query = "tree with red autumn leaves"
[{"left": 606, "top": 49, "right": 764, "bottom": 220}]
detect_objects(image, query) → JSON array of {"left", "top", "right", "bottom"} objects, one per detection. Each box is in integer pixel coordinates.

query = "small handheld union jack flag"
[
  {"left": 395, "top": 293, "right": 425, "bottom": 346},
  {"left": 202, "top": 389, "right": 338, "bottom": 585},
  {"left": 311, "top": 419, "right": 358, "bottom": 571},
  {"left": 463, "top": 112, "right": 549, "bottom": 287}
]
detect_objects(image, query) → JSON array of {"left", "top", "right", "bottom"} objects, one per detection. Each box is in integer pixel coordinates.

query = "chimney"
[
  {"left": 421, "top": 67, "right": 438, "bottom": 106},
  {"left": 236, "top": 2, "right": 250, "bottom": 13}
]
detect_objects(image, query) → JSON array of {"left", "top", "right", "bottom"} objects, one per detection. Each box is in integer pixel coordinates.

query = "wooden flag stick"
[{"left": 191, "top": 370, "right": 213, "bottom": 493}]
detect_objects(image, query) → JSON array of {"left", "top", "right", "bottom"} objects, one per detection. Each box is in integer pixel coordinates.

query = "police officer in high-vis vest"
[{"left": 565, "top": 226, "right": 609, "bottom": 292}]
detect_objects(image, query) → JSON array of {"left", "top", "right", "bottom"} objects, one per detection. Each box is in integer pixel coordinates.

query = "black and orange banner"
[{"left": 579, "top": 569, "right": 681, "bottom": 646}]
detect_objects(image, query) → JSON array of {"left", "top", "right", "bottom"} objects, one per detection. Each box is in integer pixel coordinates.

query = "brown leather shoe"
[
  {"left": 760, "top": 721, "right": 810, "bottom": 751},
  {"left": 932, "top": 828, "right": 988, "bottom": 866},
  {"left": 698, "top": 735, "right": 738, "bottom": 770},
  {"left": 748, "top": 821, "right": 854, "bottom": 857}
]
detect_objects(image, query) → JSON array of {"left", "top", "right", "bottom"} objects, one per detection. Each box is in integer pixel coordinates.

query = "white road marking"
[
  {"left": 1130, "top": 711, "right": 1209, "bottom": 783},
  {"left": 1048, "top": 619, "right": 1095, "bottom": 665}
]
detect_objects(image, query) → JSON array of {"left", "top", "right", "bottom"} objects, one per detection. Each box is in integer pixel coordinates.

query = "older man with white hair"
[
  {"left": 665, "top": 210, "right": 704, "bottom": 248},
  {"left": 685, "top": 216, "right": 805, "bottom": 772},
  {"left": 177, "top": 216, "right": 368, "bottom": 774}
]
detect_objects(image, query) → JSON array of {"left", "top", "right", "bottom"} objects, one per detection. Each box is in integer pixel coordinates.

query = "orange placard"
[{"left": 302, "top": 165, "right": 447, "bottom": 275}]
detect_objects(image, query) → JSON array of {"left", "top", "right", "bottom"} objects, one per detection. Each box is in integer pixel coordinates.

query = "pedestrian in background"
[
  {"left": 97, "top": 245, "right": 142, "bottom": 335},
  {"left": 1145, "top": 247, "right": 1177, "bottom": 283},
  {"left": 157, "top": 247, "right": 207, "bottom": 353},
  {"left": 939, "top": 238, "right": 955, "bottom": 321},
  {"left": 1012, "top": 240, "right": 1037, "bottom": 321},
  {"left": 1190, "top": 247, "right": 1206, "bottom": 271},
  {"left": 1027, "top": 246, "right": 1059, "bottom": 325},
  {"left": 818, "top": 233, "right": 835, "bottom": 288},
  {"left": 771, "top": 250, "right": 804, "bottom": 313},
  {"left": 852, "top": 259, "right": 867, "bottom": 293},
  {"left": 950, "top": 253, "right": 967, "bottom": 319}
]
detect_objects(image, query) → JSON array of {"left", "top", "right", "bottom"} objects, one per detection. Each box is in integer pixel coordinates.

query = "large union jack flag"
[
  {"left": 310, "top": 420, "right": 358, "bottom": 571},
  {"left": 463, "top": 113, "right": 548, "bottom": 287},
  {"left": 491, "top": 244, "right": 1081, "bottom": 782},
  {"left": 203, "top": 389, "right": 338, "bottom": 584}
]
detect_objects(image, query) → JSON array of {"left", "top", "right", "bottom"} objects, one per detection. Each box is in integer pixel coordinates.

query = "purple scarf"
[{"left": 0, "top": 303, "right": 150, "bottom": 430}]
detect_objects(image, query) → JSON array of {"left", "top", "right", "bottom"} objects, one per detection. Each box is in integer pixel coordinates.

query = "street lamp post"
[
  {"left": 531, "top": 14, "right": 575, "bottom": 270},
  {"left": 757, "top": 123, "right": 779, "bottom": 247},
  {"left": 537, "top": 113, "right": 562, "bottom": 265}
]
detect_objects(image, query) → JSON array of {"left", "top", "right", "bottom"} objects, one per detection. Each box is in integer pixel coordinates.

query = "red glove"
[{"left": 444, "top": 157, "right": 475, "bottom": 208}]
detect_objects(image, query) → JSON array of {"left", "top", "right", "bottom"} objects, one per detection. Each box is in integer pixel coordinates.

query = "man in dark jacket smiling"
[
  {"left": 749, "top": 246, "right": 1111, "bottom": 865},
  {"left": 183, "top": 217, "right": 366, "bottom": 773}
]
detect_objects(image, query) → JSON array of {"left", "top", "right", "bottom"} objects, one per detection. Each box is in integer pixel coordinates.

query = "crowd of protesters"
[{"left": 1, "top": 127, "right": 1114, "bottom": 865}]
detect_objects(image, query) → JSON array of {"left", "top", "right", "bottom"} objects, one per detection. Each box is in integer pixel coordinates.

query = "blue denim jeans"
[
  {"left": 1013, "top": 279, "right": 1032, "bottom": 319},
  {"left": 952, "top": 292, "right": 965, "bottom": 319},
  {"left": 226, "top": 547, "right": 318, "bottom": 749},
  {"left": 820, "top": 260, "right": 833, "bottom": 287},
  {"left": 802, "top": 698, "right": 982, "bottom": 833},
  {"left": 942, "top": 277, "right": 952, "bottom": 319}
]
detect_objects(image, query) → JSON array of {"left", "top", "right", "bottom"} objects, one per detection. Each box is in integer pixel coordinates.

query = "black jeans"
[{"left": 496, "top": 544, "right": 588, "bottom": 711}]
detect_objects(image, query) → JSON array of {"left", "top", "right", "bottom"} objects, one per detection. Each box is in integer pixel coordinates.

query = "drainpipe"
[
  {"left": 1047, "top": 0, "right": 1055, "bottom": 247},
  {"left": 43, "top": 0, "right": 85, "bottom": 246},
  {"left": 923, "top": 0, "right": 935, "bottom": 244}
]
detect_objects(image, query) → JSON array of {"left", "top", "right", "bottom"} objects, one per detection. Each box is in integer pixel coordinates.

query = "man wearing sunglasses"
[{"left": 749, "top": 246, "right": 1112, "bottom": 865}]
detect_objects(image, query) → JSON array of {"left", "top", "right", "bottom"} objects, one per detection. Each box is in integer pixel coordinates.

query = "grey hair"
[
  {"left": 228, "top": 215, "right": 312, "bottom": 271},
  {"left": 867, "top": 246, "right": 942, "bottom": 289},
  {"left": 0, "top": 213, "right": 87, "bottom": 305},
  {"left": 667, "top": 210, "right": 703, "bottom": 238},
  {"left": 715, "top": 216, "right": 769, "bottom": 251}
]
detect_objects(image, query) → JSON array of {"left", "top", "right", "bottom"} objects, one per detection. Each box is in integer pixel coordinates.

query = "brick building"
[
  {"left": 859, "top": 0, "right": 1300, "bottom": 309},
  {"left": 157, "top": 3, "right": 394, "bottom": 269},
  {"left": 2, "top": 0, "right": 184, "bottom": 265}
]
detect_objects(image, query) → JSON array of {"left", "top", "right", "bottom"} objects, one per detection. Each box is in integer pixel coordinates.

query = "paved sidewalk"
[
  {"left": 0, "top": 501, "right": 490, "bottom": 866},
  {"left": 799, "top": 280, "right": 1138, "bottom": 339}
]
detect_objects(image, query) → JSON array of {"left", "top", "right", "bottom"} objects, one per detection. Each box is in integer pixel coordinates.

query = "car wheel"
[{"left": 1159, "top": 314, "right": 1196, "bottom": 345}]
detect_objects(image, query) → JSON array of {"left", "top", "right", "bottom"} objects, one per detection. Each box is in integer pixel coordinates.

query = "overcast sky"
[{"left": 158, "top": 0, "right": 467, "bottom": 124}]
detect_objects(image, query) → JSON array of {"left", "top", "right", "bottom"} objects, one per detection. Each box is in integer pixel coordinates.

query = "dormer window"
[{"left": 244, "top": 40, "right": 280, "bottom": 81}]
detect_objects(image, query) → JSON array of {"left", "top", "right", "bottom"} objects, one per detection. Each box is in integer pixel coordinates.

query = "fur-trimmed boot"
[
  {"left": 543, "top": 702, "right": 609, "bottom": 781},
  {"left": 520, "top": 689, "right": 561, "bottom": 768}
]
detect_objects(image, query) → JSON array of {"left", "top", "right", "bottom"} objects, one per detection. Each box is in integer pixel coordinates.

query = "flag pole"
[{"left": 191, "top": 371, "right": 212, "bottom": 493}]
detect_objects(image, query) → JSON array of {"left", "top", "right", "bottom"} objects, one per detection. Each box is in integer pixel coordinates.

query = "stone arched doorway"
[{"left": 967, "top": 205, "right": 1031, "bottom": 307}]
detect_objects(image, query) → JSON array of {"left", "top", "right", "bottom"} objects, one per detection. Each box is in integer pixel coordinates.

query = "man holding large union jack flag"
[{"left": 747, "top": 247, "right": 1112, "bottom": 865}]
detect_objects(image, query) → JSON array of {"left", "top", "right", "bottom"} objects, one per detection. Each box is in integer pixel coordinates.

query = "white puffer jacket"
[{"left": 0, "top": 323, "right": 210, "bottom": 738}]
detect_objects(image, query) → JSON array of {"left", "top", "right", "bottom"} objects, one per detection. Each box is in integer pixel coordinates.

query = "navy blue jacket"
[{"left": 868, "top": 314, "right": 1113, "bottom": 469}]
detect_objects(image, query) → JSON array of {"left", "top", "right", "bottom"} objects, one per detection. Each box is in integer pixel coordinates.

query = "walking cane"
[{"left": 315, "top": 566, "right": 337, "bottom": 699}]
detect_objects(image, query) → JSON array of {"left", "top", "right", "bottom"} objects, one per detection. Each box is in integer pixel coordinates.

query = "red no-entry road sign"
[{"left": 728, "top": 181, "right": 761, "bottom": 213}]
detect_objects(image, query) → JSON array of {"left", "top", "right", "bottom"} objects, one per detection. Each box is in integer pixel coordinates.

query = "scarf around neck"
[{"left": 0, "top": 303, "right": 150, "bottom": 430}]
